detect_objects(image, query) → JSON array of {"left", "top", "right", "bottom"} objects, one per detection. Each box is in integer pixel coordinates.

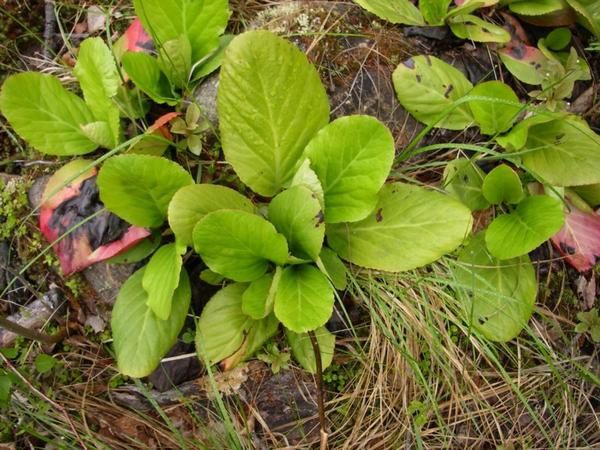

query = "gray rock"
[
  {"left": 193, "top": 73, "right": 219, "bottom": 126},
  {"left": 28, "top": 175, "right": 49, "bottom": 209}
]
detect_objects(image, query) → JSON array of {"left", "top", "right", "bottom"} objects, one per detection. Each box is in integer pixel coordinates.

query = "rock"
[
  {"left": 28, "top": 175, "right": 49, "bottom": 209},
  {"left": 82, "top": 262, "right": 136, "bottom": 315},
  {"left": 405, "top": 25, "right": 450, "bottom": 41},
  {"left": 192, "top": 73, "right": 219, "bottom": 126},
  {"left": 0, "top": 285, "right": 63, "bottom": 347},
  {"left": 147, "top": 341, "right": 202, "bottom": 392}
]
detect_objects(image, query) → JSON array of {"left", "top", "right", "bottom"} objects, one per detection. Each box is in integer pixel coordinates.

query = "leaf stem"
[{"left": 308, "top": 330, "right": 328, "bottom": 450}]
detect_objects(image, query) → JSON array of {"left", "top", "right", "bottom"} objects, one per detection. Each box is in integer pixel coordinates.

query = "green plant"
[
  {"left": 256, "top": 342, "right": 291, "bottom": 374},
  {"left": 354, "top": 0, "right": 511, "bottom": 43},
  {"left": 575, "top": 308, "right": 600, "bottom": 342}
]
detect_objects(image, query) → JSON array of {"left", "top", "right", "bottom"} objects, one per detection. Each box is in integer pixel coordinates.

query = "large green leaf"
[
  {"left": 218, "top": 31, "right": 330, "bottom": 197},
  {"left": 142, "top": 243, "right": 183, "bottom": 320},
  {"left": 443, "top": 158, "right": 490, "bottom": 211},
  {"left": 122, "top": 52, "right": 178, "bottom": 105},
  {"left": 73, "top": 37, "right": 121, "bottom": 147},
  {"left": 133, "top": 0, "right": 230, "bottom": 63},
  {"left": 193, "top": 209, "right": 289, "bottom": 282},
  {"left": 97, "top": 154, "right": 193, "bottom": 227},
  {"left": 317, "top": 247, "right": 347, "bottom": 290},
  {"left": 448, "top": 14, "right": 511, "bottom": 43},
  {"left": 304, "top": 115, "right": 395, "bottom": 223},
  {"left": 392, "top": 55, "right": 474, "bottom": 130},
  {"left": 481, "top": 164, "right": 523, "bottom": 205},
  {"left": 520, "top": 116, "right": 600, "bottom": 186},
  {"left": 452, "top": 234, "right": 536, "bottom": 342},
  {"left": 353, "top": 0, "right": 424, "bottom": 25},
  {"left": 196, "top": 283, "right": 278, "bottom": 366},
  {"left": 168, "top": 184, "right": 255, "bottom": 246},
  {"left": 268, "top": 186, "right": 324, "bottom": 260},
  {"left": 327, "top": 183, "right": 473, "bottom": 272},
  {"left": 485, "top": 195, "right": 564, "bottom": 259},
  {"left": 112, "top": 267, "right": 191, "bottom": 377},
  {"left": 156, "top": 36, "right": 192, "bottom": 89},
  {"left": 507, "top": 0, "right": 565, "bottom": 15},
  {"left": 421, "top": 0, "right": 452, "bottom": 24},
  {"left": 0, "top": 72, "right": 96, "bottom": 155},
  {"left": 274, "top": 264, "right": 335, "bottom": 333},
  {"left": 467, "top": 81, "right": 521, "bottom": 135},
  {"left": 286, "top": 327, "right": 335, "bottom": 374}
]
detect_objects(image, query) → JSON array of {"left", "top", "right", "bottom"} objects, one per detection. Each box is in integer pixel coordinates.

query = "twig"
[
  {"left": 308, "top": 330, "right": 328, "bottom": 450},
  {"left": 0, "top": 315, "right": 65, "bottom": 345},
  {"left": 43, "top": 0, "right": 56, "bottom": 59}
]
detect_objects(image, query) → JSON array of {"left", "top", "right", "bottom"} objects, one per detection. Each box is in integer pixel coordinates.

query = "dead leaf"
[{"left": 87, "top": 5, "right": 106, "bottom": 34}]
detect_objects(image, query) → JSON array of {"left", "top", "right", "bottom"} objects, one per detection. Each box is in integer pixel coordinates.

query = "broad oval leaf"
[
  {"left": 353, "top": 0, "right": 424, "bottom": 25},
  {"left": 142, "top": 243, "right": 183, "bottom": 320},
  {"left": 268, "top": 186, "right": 324, "bottom": 260},
  {"left": 482, "top": 164, "right": 523, "bottom": 204},
  {"left": 98, "top": 154, "right": 193, "bottom": 227},
  {"left": 448, "top": 14, "right": 511, "bottom": 43},
  {"left": 291, "top": 159, "right": 325, "bottom": 208},
  {"left": 73, "top": 37, "right": 121, "bottom": 146},
  {"left": 392, "top": 55, "right": 474, "bottom": 130},
  {"left": 133, "top": 0, "right": 229, "bottom": 63},
  {"left": 317, "top": 247, "right": 347, "bottom": 290},
  {"left": 0, "top": 73, "right": 96, "bottom": 155},
  {"left": 468, "top": 81, "right": 521, "bottom": 135},
  {"left": 304, "top": 115, "right": 395, "bottom": 223},
  {"left": 498, "top": 44, "right": 547, "bottom": 86},
  {"left": 156, "top": 36, "right": 192, "bottom": 89},
  {"left": 168, "top": 184, "right": 255, "bottom": 246},
  {"left": 196, "top": 283, "right": 251, "bottom": 365},
  {"left": 452, "top": 233, "right": 536, "bottom": 342},
  {"left": 421, "top": 0, "right": 452, "bottom": 24},
  {"left": 485, "top": 195, "right": 564, "bottom": 259},
  {"left": 507, "top": 0, "right": 565, "bottom": 15},
  {"left": 193, "top": 209, "right": 289, "bottom": 282},
  {"left": 122, "top": 52, "right": 178, "bottom": 105},
  {"left": 274, "top": 264, "right": 335, "bottom": 333},
  {"left": 443, "top": 158, "right": 490, "bottom": 211},
  {"left": 218, "top": 31, "right": 330, "bottom": 196},
  {"left": 286, "top": 327, "right": 335, "bottom": 374},
  {"left": 112, "top": 266, "right": 191, "bottom": 377},
  {"left": 521, "top": 116, "right": 600, "bottom": 186},
  {"left": 327, "top": 183, "right": 473, "bottom": 272}
]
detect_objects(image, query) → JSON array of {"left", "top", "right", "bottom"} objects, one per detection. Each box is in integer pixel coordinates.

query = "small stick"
[
  {"left": 43, "top": 0, "right": 56, "bottom": 59},
  {"left": 308, "top": 330, "right": 328, "bottom": 450},
  {"left": 0, "top": 315, "right": 65, "bottom": 345}
]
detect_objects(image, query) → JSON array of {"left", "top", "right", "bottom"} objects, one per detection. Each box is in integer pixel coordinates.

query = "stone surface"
[
  {"left": 147, "top": 341, "right": 202, "bottom": 392},
  {"left": 193, "top": 73, "right": 219, "bottom": 126}
]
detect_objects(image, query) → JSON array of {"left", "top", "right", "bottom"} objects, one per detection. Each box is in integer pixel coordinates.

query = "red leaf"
[
  {"left": 40, "top": 165, "right": 150, "bottom": 276},
  {"left": 123, "top": 18, "right": 153, "bottom": 53},
  {"left": 551, "top": 205, "right": 600, "bottom": 272},
  {"left": 148, "top": 112, "right": 180, "bottom": 138}
]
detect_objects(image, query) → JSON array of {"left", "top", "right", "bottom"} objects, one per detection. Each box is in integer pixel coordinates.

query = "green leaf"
[
  {"left": 468, "top": 81, "right": 521, "bottom": 135},
  {"left": 452, "top": 233, "right": 536, "bottom": 342},
  {"left": 573, "top": 184, "right": 600, "bottom": 207},
  {"left": 73, "top": 37, "right": 121, "bottom": 147},
  {"left": 133, "top": 0, "right": 229, "bottom": 63},
  {"left": 353, "top": 0, "right": 424, "bottom": 25},
  {"left": 542, "top": 27, "right": 572, "bottom": 50},
  {"left": 286, "top": 327, "right": 335, "bottom": 374},
  {"left": 80, "top": 121, "right": 115, "bottom": 148},
  {"left": 274, "top": 264, "right": 335, "bottom": 333},
  {"left": 34, "top": 354, "right": 58, "bottom": 374},
  {"left": 291, "top": 159, "right": 325, "bottom": 208},
  {"left": 218, "top": 31, "right": 329, "bottom": 197},
  {"left": 485, "top": 195, "right": 564, "bottom": 259},
  {"left": 421, "top": 0, "right": 452, "bottom": 24},
  {"left": 168, "top": 184, "right": 255, "bottom": 246},
  {"left": 98, "top": 154, "right": 193, "bottom": 227},
  {"left": 122, "top": 52, "right": 178, "bottom": 105},
  {"left": 565, "top": 0, "right": 600, "bottom": 38},
  {"left": 495, "top": 111, "right": 564, "bottom": 151},
  {"left": 327, "top": 183, "right": 473, "bottom": 272},
  {"left": 157, "top": 36, "right": 192, "bottom": 88},
  {"left": 142, "top": 243, "right": 183, "bottom": 320},
  {"left": 482, "top": 164, "right": 524, "bottom": 204},
  {"left": 443, "top": 158, "right": 490, "bottom": 211},
  {"left": 200, "top": 269, "right": 225, "bottom": 286},
  {"left": 507, "top": 0, "right": 565, "bottom": 16},
  {"left": 268, "top": 186, "right": 324, "bottom": 260},
  {"left": 519, "top": 116, "right": 600, "bottom": 186},
  {"left": 241, "top": 268, "right": 281, "bottom": 320},
  {"left": 392, "top": 55, "right": 474, "bottom": 130},
  {"left": 107, "top": 230, "right": 162, "bottom": 264},
  {"left": 196, "top": 283, "right": 279, "bottom": 367},
  {"left": 304, "top": 115, "right": 395, "bottom": 223},
  {"left": 317, "top": 247, "right": 347, "bottom": 290},
  {"left": 448, "top": 14, "right": 511, "bottom": 43},
  {"left": 193, "top": 210, "right": 289, "bottom": 282},
  {"left": 0, "top": 374, "right": 12, "bottom": 406},
  {"left": 0, "top": 72, "right": 96, "bottom": 155},
  {"left": 112, "top": 267, "right": 191, "bottom": 377},
  {"left": 193, "top": 34, "right": 234, "bottom": 80}
]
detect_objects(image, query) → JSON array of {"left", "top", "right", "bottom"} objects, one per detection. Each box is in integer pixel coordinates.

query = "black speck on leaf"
[
  {"left": 375, "top": 208, "right": 383, "bottom": 222},
  {"left": 416, "top": 74, "right": 421, "bottom": 82},
  {"left": 444, "top": 84, "right": 454, "bottom": 98},
  {"left": 315, "top": 210, "right": 325, "bottom": 226}
]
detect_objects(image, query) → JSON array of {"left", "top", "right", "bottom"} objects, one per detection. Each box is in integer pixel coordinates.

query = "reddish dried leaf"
[
  {"left": 123, "top": 18, "right": 153, "bottom": 53},
  {"left": 551, "top": 206, "right": 600, "bottom": 272},
  {"left": 148, "top": 112, "right": 180, "bottom": 139},
  {"left": 40, "top": 166, "right": 150, "bottom": 276}
]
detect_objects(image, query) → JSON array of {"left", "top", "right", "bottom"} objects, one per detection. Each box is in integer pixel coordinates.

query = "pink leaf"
[
  {"left": 551, "top": 205, "right": 600, "bottom": 272},
  {"left": 123, "top": 18, "right": 153, "bottom": 53}
]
